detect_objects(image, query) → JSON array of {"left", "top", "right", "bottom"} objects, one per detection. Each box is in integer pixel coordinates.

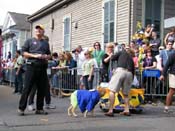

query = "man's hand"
[
  {"left": 52, "top": 67, "right": 56, "bottom": 69},
  {"left": 109, "top": 53, "right": 113, "bottom": 58},
  {"left": 88, "top": 76, "right": 91, "bottom": 81},
  {"left": 16, "top": 71, "right": 19, "bottom": 75},
  {"left": 34, "top": 54, "right": 48, "bottom": 59},
  {"left": 34, "top": 54, "right": 42, "bottom": 59},
  {"left": 159, "top": 75, "right": 164, "bottom": 81},
  {"left": 41, "top": 54, "right": 48, "bottom": 59}
]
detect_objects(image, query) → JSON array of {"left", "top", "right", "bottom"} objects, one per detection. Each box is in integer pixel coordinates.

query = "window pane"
[
  {"left": 145, "top": 19, "right": 152, "bottom": 26},
  {"left": 145, "top": 0, "right": 161, "bottom": 35},
  {"left": 145, "top": 0, "right": 152, "bottom": 18},
  {"left": 12, "top": 40, "right": 17, "bottom": 57},
  {"left": 104, "top": 0, "right": 115, "bottom": 44},
  {"left": 110, "top": 22, "right": 114, "bottom": 42},
  {"left": 64, "top": 17, "right": 71, "bottom": 51},
  {"left": 110, "top": 0, "right": 115, "bottom": 21},
  {"left": 154, "top": 20, "right": 160, "bottom": 33},
  {"left": 154, "top": 0, "right": 161, "bottom": 20},
  {"left": 64, "top": 35, "right": 70, "bottom": 51},
  {"left": 104, "top": 2, "right": 109, "bottom": 23},
  {"left": 104, "top": 24, "right": 109, "bottom": 43},
  {"left": 64, "top": 18, "right": 70, "bottom": 35}
]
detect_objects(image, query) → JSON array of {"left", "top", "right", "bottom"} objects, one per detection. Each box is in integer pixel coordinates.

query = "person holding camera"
[
  {"left": 164, "top": 27, "right": 175, "bottom": 45},
  {"left": 144, "top": 24, "right": 154, "bottom": 41},
  {"left": 101, "top": 43, "right": 114, "bottom": 83},
  {"left": 150, "top": 31, "right": 161, "bottom": 57}
]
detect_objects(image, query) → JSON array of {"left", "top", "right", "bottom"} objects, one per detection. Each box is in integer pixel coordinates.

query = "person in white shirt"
[{"left": 74, "top": 45, "right": 87, "bottom": 89}]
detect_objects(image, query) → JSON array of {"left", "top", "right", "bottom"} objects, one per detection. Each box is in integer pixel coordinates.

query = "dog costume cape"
[{"left": 77, "top": 90, "right": 100, "bottom": 113}]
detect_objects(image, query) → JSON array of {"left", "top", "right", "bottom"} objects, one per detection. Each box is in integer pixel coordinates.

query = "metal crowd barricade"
[
  {"left": 59, "top": 68, "right": 78, "bottom": 92},
  {"left": 49, "top": 67, "right": 101, "bottom": 94},
  {"left": 49, "top": 66, "right": 169, "bottom": 98},
  {"left": 9, "top": 69, "right": 15, "bottom": 86},
  {"left": 136, "top": 69, "right": 169, "bottom": 97},
  {"left": 93, "top": 67, "right": 101, "bottom": 88},
  {"left": 49, "top": 68, "right": 78, "bottom": 96},
  {"left": 2, "top": 68, "right": 15, "bottom": 86}
]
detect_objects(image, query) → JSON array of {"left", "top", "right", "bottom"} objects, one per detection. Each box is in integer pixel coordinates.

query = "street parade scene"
[{"left": 0, "top": 0, "right": 175, "bottom": 131}]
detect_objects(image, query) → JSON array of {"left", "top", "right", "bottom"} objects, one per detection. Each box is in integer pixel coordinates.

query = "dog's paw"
[
  {"left": 84, "top": 110, "right": 88, "bottom": 118},
  {"left": 84, "top": 114, "right": 87, "bottom": 118},
  {"left": 68, "top": 109, "right": 72, "bottom": 116},
  {"left": 72, "top": 113, "right": 78, "bottom": 117},
  {"left": 68, "top": 112, "right": 72, "bottom": 116}
]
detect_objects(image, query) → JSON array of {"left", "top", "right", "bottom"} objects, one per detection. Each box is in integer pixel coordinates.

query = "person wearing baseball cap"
[
  {"left": 34, "top": 24, "right": 46, "bottom": 40},
  {"left": 35, "top": 24, "right": 44, "bottom": 30},
  {"left": 18, "top": 24, "right": 51, "bottom": 116}
]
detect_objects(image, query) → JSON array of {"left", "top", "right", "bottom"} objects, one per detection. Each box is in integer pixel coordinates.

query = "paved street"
[{"left": 1, "top": 85, "right": 175, "bottom": 131}]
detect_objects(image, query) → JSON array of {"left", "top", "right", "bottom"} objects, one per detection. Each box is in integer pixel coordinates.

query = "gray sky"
[{"left": 0, "top": 0, "right": 55, "bottom": 25}]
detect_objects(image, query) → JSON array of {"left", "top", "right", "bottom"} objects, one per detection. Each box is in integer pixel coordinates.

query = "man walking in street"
[
  {"left": 159, "top": 49, "right": 175, "bottom": 113},
  {"left": 18, "top": 24, "right": 51, "bottom": 115},
  {"left": 105, "top": 47, "right": 135, "bottom": 117}
]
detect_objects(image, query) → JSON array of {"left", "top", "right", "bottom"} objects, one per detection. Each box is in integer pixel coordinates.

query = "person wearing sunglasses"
[
  {"left": 160, "top": 40, "right": 175, "bottom": 71},
  {"left": 92, "top": 42, "right": 105, "bottom": 67},
  {"left": 81, "top": 51, "right": 95, "bottom": 90}
]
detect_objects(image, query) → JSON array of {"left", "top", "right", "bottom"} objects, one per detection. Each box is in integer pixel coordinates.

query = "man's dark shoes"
[
  {"left": 119, "top": 111, "right": 131, "bottom": 116},
  {"left": 105, "top": 112, "right": 114, "bottom": 117},
  {"left": 17, "top": 109, "right": 24, "bottom": 116},
  {"left": 35, "top": 110, "right": 48, "bottom": 115}
]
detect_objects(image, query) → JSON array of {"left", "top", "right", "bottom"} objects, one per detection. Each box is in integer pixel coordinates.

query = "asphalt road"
[{"left": 1, "top": 85, "right": 175, "bottom": 131}]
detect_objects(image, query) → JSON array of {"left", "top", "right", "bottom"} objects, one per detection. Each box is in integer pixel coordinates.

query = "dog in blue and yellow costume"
[{"left": 68, "top": 87, "right": 106, "bottom": 117}]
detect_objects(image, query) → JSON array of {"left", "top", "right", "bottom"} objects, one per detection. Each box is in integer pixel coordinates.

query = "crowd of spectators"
[{"left": 1, "top": 26, "right": 175, "bottom": 111}]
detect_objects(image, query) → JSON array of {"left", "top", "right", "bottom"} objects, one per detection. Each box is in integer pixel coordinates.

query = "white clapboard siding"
[
  {"left": 33, "top": 0, "right": 102, "bottom": 53},
  {"left": 164, "top": 0, "right": 175, "bottom": 35},
  {"left": 164, "top": 0, "right": 175, "bottom": 19},
  {"left": 31, "top": 0, "right": 170, "bottom": 52},
  {"left": 116, "top": 0, "right": 130, "bottom": 44}
]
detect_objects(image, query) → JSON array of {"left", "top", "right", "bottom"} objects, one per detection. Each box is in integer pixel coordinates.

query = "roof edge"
[{"left": 28, "top": 0, "right": 75, "bottom": 22}]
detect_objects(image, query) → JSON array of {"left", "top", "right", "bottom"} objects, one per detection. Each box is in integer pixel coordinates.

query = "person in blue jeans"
[
  {"left": 81, "top": 51, "right": 95, "bottom": 90},
  {"left": 14, "top": 50, "right": 24, "bottom": 94}
]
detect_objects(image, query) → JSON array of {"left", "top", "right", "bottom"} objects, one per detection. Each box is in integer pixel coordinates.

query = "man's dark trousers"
[{"left": 19, "top": 65, "right": 47, "bottom": 111}]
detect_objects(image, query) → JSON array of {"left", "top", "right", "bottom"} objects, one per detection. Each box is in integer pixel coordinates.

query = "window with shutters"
[
  {"left": 103, "top": 0, "right": 115, "bottom": 44},
  {"left": 145, "top": 0, "right": 161, "bottom": 36},
  {"left": 63, "top": 15, "right": 71, "bottom": 51}
]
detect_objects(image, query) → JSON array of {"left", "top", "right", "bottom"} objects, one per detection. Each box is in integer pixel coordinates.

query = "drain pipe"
[{"left": 128, "top": 0, "right": 131, "bottom": 44}]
